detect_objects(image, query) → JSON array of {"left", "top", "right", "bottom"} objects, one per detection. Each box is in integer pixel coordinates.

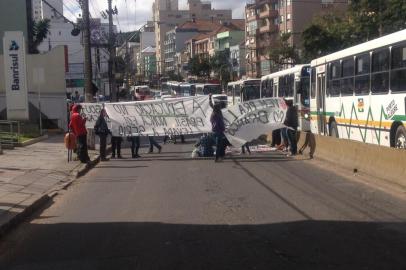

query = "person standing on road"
[
  {"left": 111, "top": 136, "right": 123, "bottom": 159},
  {"left": 128, "top": 136, "right": 141, "bottom": 158},
  {"left": 209, "top": 94, "right": 226, "bottom": 162},
  {"left": 241, "top": 143, "right": 251, "bottom": 155},
  {"left": 148, "top": 136, "right": 162, "bottom": 153},
  {"left": 94, "top": 108, "right": 110, "bottom": 161},
  {"left": 283, "top": 99, "right": 298, "bottom": 156},
  {"left": 69, "top": 104, "right": 90, "bottom": 163}
]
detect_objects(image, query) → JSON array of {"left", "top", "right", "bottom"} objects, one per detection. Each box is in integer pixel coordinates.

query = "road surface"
[{"left": 0, "top": 142, "right": 405, "bottom": 270}]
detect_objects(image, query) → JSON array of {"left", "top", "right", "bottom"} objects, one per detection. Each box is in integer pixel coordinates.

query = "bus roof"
[
  {"left": 260, "top": 65, "right": 310, "bottom": 81},
  {"left": 311, "top": 28, "right": 406, "bottom": 66},
  {"left": 227, "top": 79, "right": 261, "bottom": 86},
  {"left": 195, "top": 83, "right": 220, "bottom": 86}
]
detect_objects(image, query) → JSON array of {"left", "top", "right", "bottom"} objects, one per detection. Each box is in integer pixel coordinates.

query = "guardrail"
[
  {"left": 0, "top": 120, "right": 21, "bottom": 148},
  {"left": 297, "top": 132, "right": 406, "bottom": 188}
]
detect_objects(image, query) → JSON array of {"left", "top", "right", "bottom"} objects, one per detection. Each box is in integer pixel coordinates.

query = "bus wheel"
[
  {"left": 329, "top": 121, "right": 339, "bottom": 138},
  {"left": 395, "top": 125, "right": 406, "bottom": 149}
]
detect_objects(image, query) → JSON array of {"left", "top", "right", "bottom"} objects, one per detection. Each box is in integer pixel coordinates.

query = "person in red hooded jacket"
[{"left": 69, "top": 104, "right": 90, "bottom": 163}]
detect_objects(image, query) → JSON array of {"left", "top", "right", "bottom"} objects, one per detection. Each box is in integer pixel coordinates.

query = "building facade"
[
  {"left": 152, "top": 0, "right": 232, "bottom": 74},
  {"left": 230, "top": 42, "right": 246, "bottom": 79},
  {"left": 245, "top": 0, "right": 348, "bottom": 78}
]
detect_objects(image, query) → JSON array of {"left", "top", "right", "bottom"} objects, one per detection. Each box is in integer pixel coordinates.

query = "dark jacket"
[
  {"left": 284, "top": 106, "right": 298, "bottom": 130},
  {"left": 94, "top": 115, "right": 110, "bottom": 136},
  {"left": 69, "top": 105, "right": 87, "bottom": 136},
  {"left": 210, "top": 113, "right": 225, "bottom": 133}
]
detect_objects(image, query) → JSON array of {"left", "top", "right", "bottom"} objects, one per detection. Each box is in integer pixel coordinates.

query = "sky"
[{"left": 63, "top": 0, "right": 246, "bottom": 32}]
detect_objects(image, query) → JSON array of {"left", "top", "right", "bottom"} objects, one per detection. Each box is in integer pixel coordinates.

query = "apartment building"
[
  {"left": 164, "top": 20, "right": 223, "bottom": 74},
  {"left": 32, "top": 0, "right": 64, "bottom": 22},
  {"left": 245, "top": 0, "right": 348, "bottom": 78},
  {"left": 152, "top": 0, "right": 232, "bottom": 74}
]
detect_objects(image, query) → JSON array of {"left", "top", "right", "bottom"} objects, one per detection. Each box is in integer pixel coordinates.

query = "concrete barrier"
[{"left": 297, "top": 132, "right": 406, "bottom": 188}]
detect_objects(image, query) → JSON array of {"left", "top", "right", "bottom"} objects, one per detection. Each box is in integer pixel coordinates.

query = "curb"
[
  {"left": 0, "top": 193, "right": 53, "bottom": 238},
  {"left": 0, "top": 151, "right": 103, "bottom": 239},
  {"left": 17, "top": 134, "right": 49, "bottom": 147}
]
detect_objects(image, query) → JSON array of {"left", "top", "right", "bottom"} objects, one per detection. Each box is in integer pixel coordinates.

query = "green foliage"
[
  {"left": 302, "top": 0, "right": 406, "bottom": 60},
  {"left": 28, "top": 19, "right": 50, "bottom": 54},
  {"left": 189, "top": 56, "right": 211, "bottom": 78},
  {"left": 210, "top": 49, "right": 232, "bottom": 86},
  {"left": 168, "top": 71, "right": 183, "bottom": 82},
  {"left": 268, "top": 33, "right": 300, "bottom": 69}
]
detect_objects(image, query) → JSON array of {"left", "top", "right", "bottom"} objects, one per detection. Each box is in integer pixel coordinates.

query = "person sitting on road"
[{"left": 194, "top": 134, "right": 215, "bottom": 157}]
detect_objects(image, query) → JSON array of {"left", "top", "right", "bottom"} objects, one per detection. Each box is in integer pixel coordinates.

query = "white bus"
[
  {"left": 310, "top": 29, "right": 406, "bottom": 149},
  {"left": 260, "top": 65, "right": 311, "bottom": 131},
  {"left": 195, "top": 83, "right": 222, "bottom": 96},
  {"left": 226, "top": 79, "right": 261, "bottom": 105}
]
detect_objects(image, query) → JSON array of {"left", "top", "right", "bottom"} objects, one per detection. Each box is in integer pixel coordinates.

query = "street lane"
[{"left": 0, "top": 142, "right": 406, "bottom": 270}]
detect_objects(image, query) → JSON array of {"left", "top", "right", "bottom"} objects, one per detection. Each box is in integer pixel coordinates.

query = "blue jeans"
[
  {"left": 213, "top": 132, "right": 225, "bottom": 160},
  {"left": 287, "top": 129, "right": 297, "bottom": 155},
  {"left": 148, "top": 136, "right": 162, "bottom": 152}
]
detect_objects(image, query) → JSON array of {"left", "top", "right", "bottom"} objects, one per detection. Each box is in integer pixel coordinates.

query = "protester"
[
  {"left": 94, "top": 108, "right": 110, "bottom": 161},
  {"left": 69, "top": 104, "right": 90, "bottom": 163},
  {"left": 111, "top": 136, "right": 123, "bottom": 159},
  {"left": 241, "top": 143, "right": 251, "bottom": 155},
  {"left": 283, "top": 99, "right": 298, "bottom": 156},
  {"left": 128, "top": 136, "right": 141, "bottom": 158},
  {"left": 148, "top": 136, "right": 162, "bottom": 153},
  {"left": 209, "top": 94, "right": 226, "bottom": 162},
  {"left": 72, "top": 91, "right": 80, "bottom": 103},
  {"left": 270, "top": 129, "right": 281, "bottom": 151},
  {"left": 194, "top": 133, "right": 215, "bottom": 157}
]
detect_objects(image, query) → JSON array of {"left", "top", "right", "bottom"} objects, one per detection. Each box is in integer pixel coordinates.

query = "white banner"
[
  {"left": 3, "top": 31, "right": 29, "bottom": 120},
  {"left": 223, "top": 98, "right": 287, "bottom": 147},
  {"left": 81, "top": 96, "right": 212, "bottom": 137},
  {"left": 80, "top": 97, "right": 286, "bottom": 145}
]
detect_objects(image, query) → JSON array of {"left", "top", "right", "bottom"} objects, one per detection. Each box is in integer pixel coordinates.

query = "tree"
[
  {"left": 189, "top": 55, "right": 211, "bottom": 79},
  {"left": 210, "top": 49, "right": 231, "bottom": 87},
  {"left": 302, "top": 12, "right": 351, "bottom": 61},
  {"left": 28, "top": 19, "right": 50, "bottom": 54},
  {"left": 268, "top": 33, "right": 300, "bottom": 70},
  {"left": 302, "top": 1, "right": 406, "bottom": 60}
]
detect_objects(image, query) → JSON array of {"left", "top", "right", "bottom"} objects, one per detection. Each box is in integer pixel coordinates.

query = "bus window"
[
  {"left": 371, "top": 48, "right": 389, "bottom": 93},
  {"left": 191, "top": 85, "right": 196, "bottom": 96},
  {"left": 287, "top": 74, "right": 295, "bottom": 97},
  {"left": 341, "top": 58, "right": 355, "bottom": 96},
  {"left": 262, "top": 79, "right": 273, "bottom": 98},
  {"left": 391, "top": 44, "right": 406, "bottom": 92},
  {"left": 299, "top": 77, "right": 310, "bottom": 106},
  {"left": 227, "top": 85, "right": 233, "bottom": 96},
  {"left": 355, "top": 53, "right": 370, "bottom": 95},
  {"left": 328, "top": 61, "right": 341, "bottom": 96},
  {"left": 311, "top": 67, "right": 316, "bottom": 98}
]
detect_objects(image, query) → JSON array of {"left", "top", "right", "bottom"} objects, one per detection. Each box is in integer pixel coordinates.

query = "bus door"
[{"left": 317, "top": 71, "right": 327, "bottom": 135}]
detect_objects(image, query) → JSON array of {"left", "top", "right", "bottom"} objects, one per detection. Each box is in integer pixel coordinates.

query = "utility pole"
[
  {"left": 108, "top": 0, "right": 118, "bottom": 101},
  {"left": 81, "top": 0, "right": 93, "bottom": 102}
]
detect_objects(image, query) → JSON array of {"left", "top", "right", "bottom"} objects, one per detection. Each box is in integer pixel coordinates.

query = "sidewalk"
[{"left": 0, "top": 134, "right": 99, "bottom": 235}]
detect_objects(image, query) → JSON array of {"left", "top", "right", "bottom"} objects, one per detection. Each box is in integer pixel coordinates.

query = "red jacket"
[{"left": 69, "top": 105, "right": 87, "bottom": 136}]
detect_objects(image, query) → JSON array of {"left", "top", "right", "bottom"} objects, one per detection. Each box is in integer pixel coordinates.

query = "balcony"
[
  {"left": 259, "top": 9, "right": 278, "bottom": 19},
  {"left": 259, "top": 24, "right": 278, "bottom": 34},
  {"left": 246, "top": 14, "right": 258, "bottom": 22}
]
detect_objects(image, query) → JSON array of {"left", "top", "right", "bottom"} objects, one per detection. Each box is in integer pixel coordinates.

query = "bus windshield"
[
  {"left": 242, "top": 84, "right": 261, "bottom": 101},
  {"left": 203, "top": 85, "right": 222, "bottom": 95}
]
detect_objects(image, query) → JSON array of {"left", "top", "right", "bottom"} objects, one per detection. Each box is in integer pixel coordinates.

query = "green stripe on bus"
[
  {"left": 310, "top": 111, "right": 334, "bottom": 116},
  {"left": 392, "top": 115, "right": 406, "bottom": 121}
]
